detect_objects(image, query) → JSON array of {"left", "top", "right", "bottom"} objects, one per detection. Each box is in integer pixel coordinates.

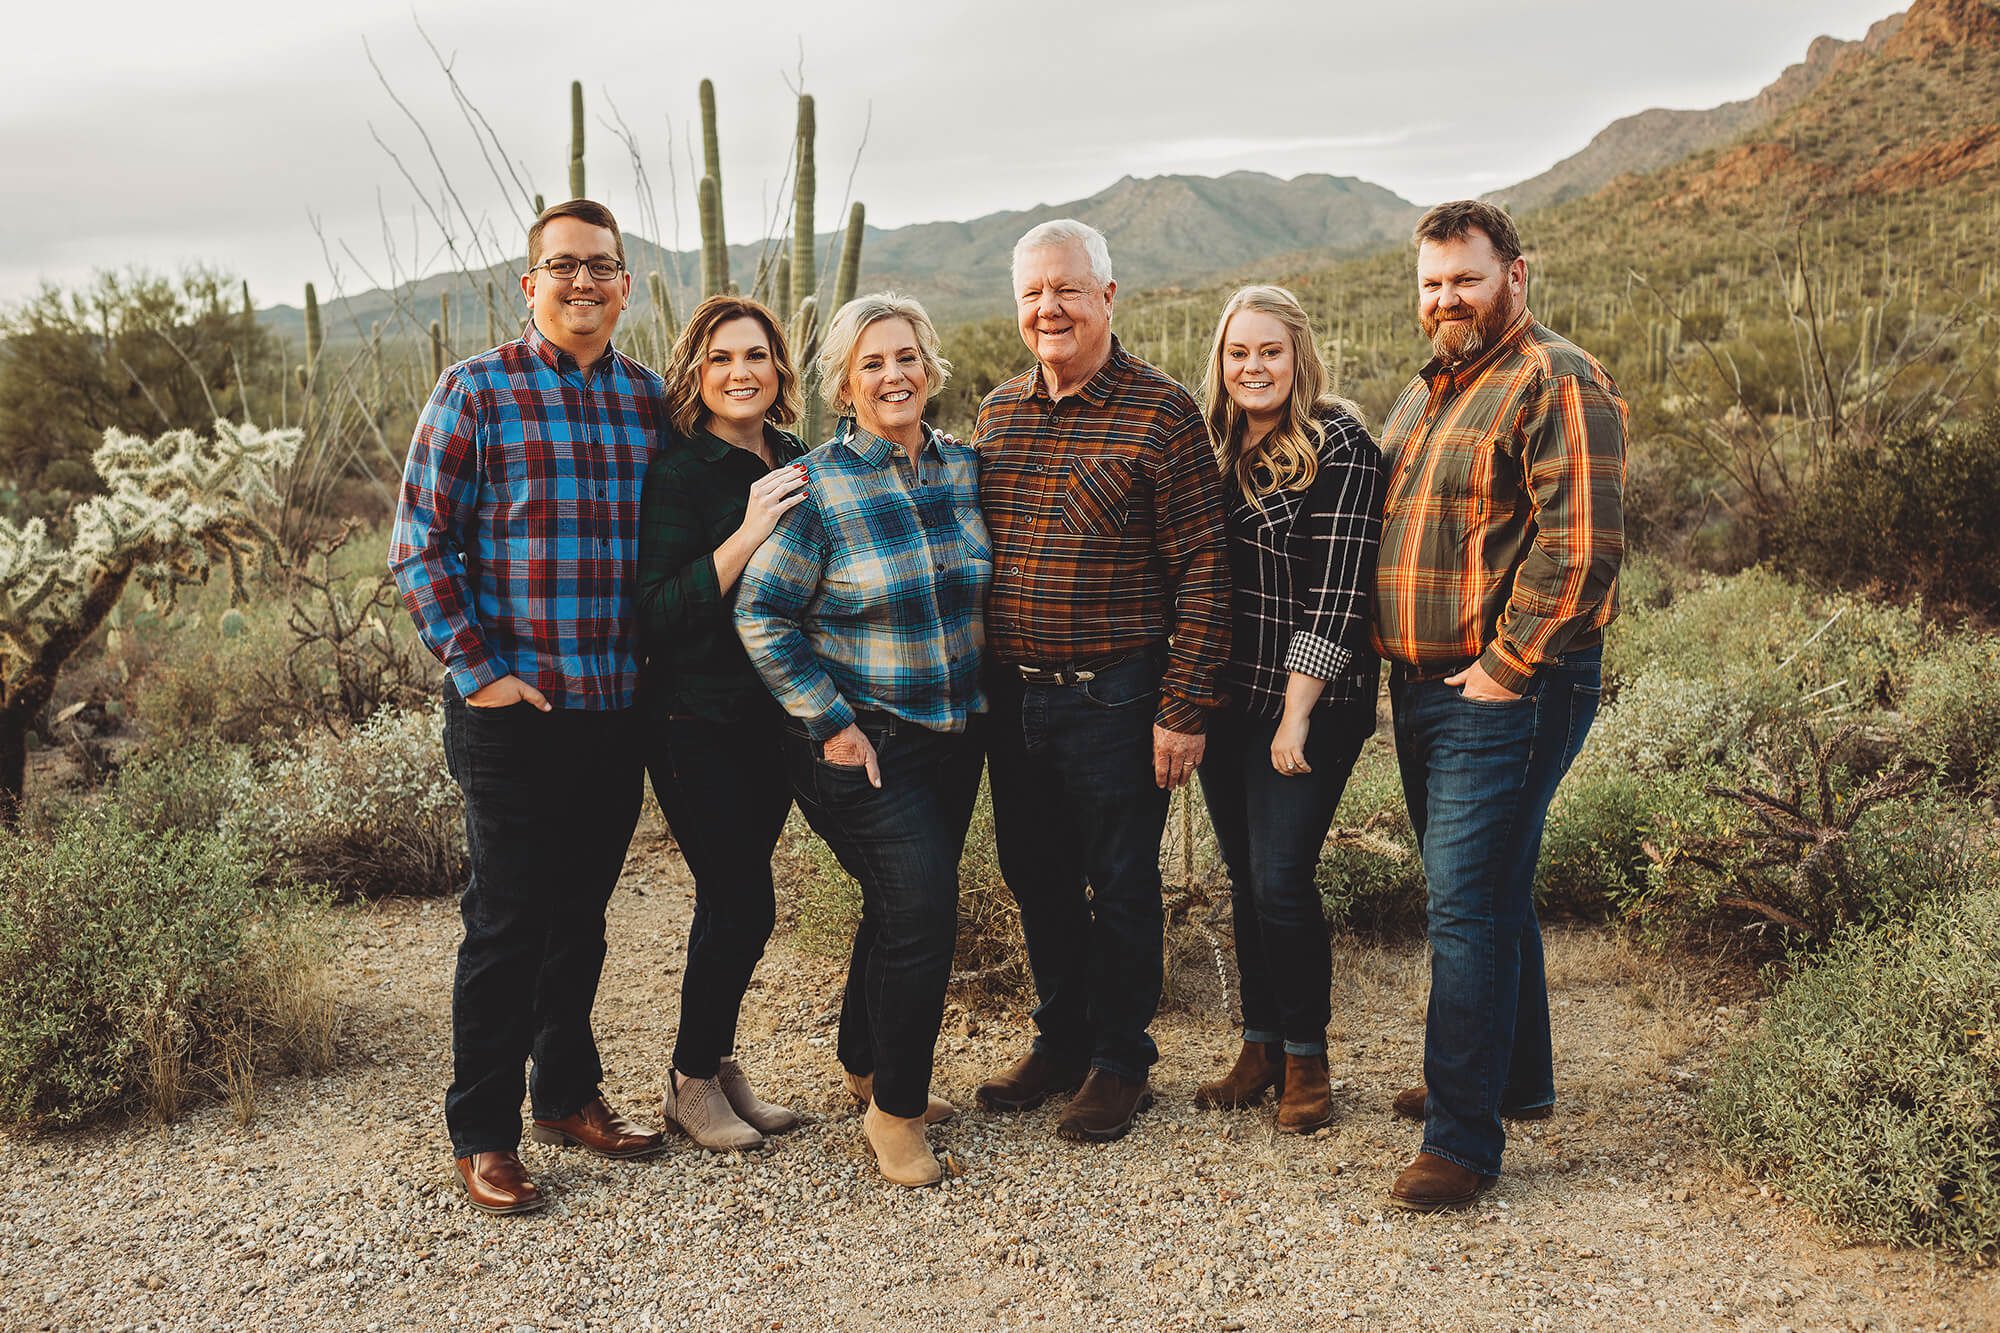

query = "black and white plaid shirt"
[{"left": 1216, "top": 408, "right": 1384, "bottom": 718}]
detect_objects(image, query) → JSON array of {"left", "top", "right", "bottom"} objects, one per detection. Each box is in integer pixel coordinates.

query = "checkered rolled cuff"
[{"left": 1282, "top": 631, "right": 1354, "bottom": 682}]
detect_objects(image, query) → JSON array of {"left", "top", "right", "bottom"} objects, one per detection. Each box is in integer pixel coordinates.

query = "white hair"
[
  {"left": 1010, "top": 218, "right": 1114, "bottom": 290},
  {"left": 816, "top": 291, "right": 952, "bottom": 414}
]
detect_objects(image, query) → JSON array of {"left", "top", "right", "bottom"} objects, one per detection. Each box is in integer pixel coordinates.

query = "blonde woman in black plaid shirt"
[{"left": 1192, "top": 285, "right": 1384, "bottom": 1133}]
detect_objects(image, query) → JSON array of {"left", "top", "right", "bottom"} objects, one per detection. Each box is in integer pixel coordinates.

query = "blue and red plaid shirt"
[{"left": 389, "top": 321, "right": 667, "bottom": 709}]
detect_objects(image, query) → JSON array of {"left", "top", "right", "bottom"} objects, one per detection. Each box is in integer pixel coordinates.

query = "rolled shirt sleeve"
[
  {"left": 1281, "top": 420, "right": 1383, "bottom": 684},
  {"left": 733, "top": 491, "right": 856, "bottom": 741}
]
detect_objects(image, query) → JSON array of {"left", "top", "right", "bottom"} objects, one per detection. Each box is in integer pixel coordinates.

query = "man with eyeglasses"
[{"left": 391, "top": 199, "right": 669, "bottom": 1215}]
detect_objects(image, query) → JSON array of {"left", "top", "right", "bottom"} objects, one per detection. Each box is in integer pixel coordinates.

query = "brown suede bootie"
[
  {"left": 1275, "top": 1052, "right": 1332, "bottom": 1133},
  {"left": 1193, "top": 1040, "right": 1285, "bottom": 1110}
]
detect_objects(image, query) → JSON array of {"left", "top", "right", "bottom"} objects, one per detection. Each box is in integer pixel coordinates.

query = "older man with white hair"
[{"left": 973, "top": 219, "right": 1230, "bottom": 1142}]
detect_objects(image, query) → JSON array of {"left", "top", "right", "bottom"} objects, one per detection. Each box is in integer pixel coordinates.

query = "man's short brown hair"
[
  {"left": 527, "top": 198, "right": 626, "bottom": 271},
  {"left": 1412, "top": 200, "right": 1522, "bottom": 266}
]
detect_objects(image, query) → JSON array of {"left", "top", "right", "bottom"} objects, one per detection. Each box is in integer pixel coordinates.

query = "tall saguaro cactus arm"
[
  {"left": 0, "top": 420, "right": 300, "bottom": 818},
  {"left": 700, "top": 78, "right": 729, "bottom": 293},
  {"left": 790, "top": 94, "right": 817, "bottom": 318},
  {"left": 835, "top": 202, "right": 866, "bottom": 308}
]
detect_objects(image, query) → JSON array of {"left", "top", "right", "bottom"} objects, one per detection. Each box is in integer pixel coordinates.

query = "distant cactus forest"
[{"left": 3, "top": 32, "right": 2000, "bottom": 1255}]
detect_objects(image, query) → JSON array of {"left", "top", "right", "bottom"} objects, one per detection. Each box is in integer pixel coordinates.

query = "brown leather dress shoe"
[
  {"left": 455, "top": 1151, "right": 545, "bottom": 1215},
  {"left": 1391, "top": 1084, "right": 1555, "bottom": 1122},
  {"left": 1193, "top": 1040, "right": 1284, "bottom": 1110},
  {"left": 529, "top": 1096, "right": 666, "bottom": 1159},
  {"left": 1387, "top": 1151, "right": 1496, "bottom": 1213},
  {"left": 1055, "top": 1068, "right": 1153, "bottom": 1142},
  {"left": 1275, "top": 1052, "right": 1332, "bottom": 1133},
  {"left": 975, "top": 1049, "right": 1089, "bottom": 1112}
]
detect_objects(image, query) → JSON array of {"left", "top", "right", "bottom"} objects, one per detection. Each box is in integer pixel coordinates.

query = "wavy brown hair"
[
  {"left": 664, "top": 295, "right": 802, "bottom": 438},
  {"left": 1201, "top": 284, "right": 1362, "bottom": 504}
]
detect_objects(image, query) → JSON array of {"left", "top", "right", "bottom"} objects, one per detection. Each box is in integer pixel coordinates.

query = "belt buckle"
[{"left": 1017, "top": 664, "right": 1095, "bottom": 686}]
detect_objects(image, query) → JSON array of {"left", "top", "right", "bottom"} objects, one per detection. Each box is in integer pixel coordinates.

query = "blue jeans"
[
  {"left": 986, "top": 653, "right": 1171, "bottom": 1081},
  {"left": 783, "top": 713, "right": 983, "bottom": 1120},
  {"left": 1389, "top": 646, "right": 1602, "bottom": 1176},
  {"left": 646, "top": 712, "right": 793, "bottom": 1079},
  {"left": 440, "top": 691, "right": 645, "bottom": 1159},
  {"left": 1197, "top": 702, "right": 1374, "bottom": 1056}
]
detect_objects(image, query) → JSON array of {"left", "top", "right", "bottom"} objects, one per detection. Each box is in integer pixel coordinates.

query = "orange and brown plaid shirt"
[
  {"left": 1370, "top": 311, "right": 1627, "bottom": 693},
  {"left": 976, "top": 338, "right": 1230, "bottom": 733}
]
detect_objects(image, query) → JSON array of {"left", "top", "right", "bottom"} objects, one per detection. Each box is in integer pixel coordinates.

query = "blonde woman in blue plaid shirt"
[{"left": 735, "top": 293, "right": 989, "bottom": 1187}]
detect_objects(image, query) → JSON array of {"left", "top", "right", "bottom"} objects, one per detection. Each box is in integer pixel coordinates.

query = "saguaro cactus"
[
  {"left": 700, "top": 176, "right": 726, "bottom": 298},
  {"left": 303, "top": 282, "right": 322, "bottom": 374},
  {"left": 834, "top": 202, "right": 865, "bottom": 307},
  {"left": 568, "top": 81, "right": 586, "bottom": 200},
  {"left": 700, "top": 79, "right": 729, "bottom": 293},
  {"left": 647, "top": 270, "right": 678, "bottom": 356},
  {"left": 430, "top": 321, "right": 445, "bottom": 383}
]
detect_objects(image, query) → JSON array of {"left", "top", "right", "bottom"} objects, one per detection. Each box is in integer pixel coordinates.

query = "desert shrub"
[
  {"left": 1535, "top": 766, "right": 1648, "bottom": 920},
  {"left": 231, "top": 704, "right": 465, "bottom": 898},
  {"left": 1774, "top": 408, "right": 2000, "bottom": 616},
  {"left": 1586, "top": 672, "right": 1753, "bottom": 774},
  {"left": 1634, "top": 724, "right": 1971, "bottom": 946},
  {"left": 0, "top": 809, "right": 336, "bottom": 1127},
  {"left": 1896, "top": 629, "right": 2000, "bottom": 796},
  {"left": 1705, "top": 863, "right": 2000, "bottom": 1253},
  {"left": 113, "top": 737, "right": 255, "bottom": 834},
  {"left": 1317, "top": 742, "right": 1427, "bottom": 931}
]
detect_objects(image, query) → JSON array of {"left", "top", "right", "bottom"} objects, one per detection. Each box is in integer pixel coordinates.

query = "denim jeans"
[
  {"left": 986, "top": 653, "right": 1171, "bottom": 1080},
  {"left": 646, "top": 712, "right": 793, "bottom": 1079},
  {"left": 783, "top": 713, "right": 983, "bottom": 1120},
  {"left": 440, "top": 690, "right": 645, "bottom": 1159},
  {"left": 1389, "top": 645, "right": 1602, "bottom": 1176},
  {"left": 1197, "top": 701, "right": 1374, "bottom": 1056}
]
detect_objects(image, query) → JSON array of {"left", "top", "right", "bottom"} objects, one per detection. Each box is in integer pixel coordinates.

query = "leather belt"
[{"left": 1012, "top": 650, "right": 1144, "bottom": 687}]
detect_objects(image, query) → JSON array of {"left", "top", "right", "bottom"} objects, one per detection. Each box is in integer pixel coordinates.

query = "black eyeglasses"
[{"left": 529, "top": 256, "right": 626, "bottom": 281}]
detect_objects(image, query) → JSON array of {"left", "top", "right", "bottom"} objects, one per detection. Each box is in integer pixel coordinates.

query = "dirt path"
[{"left": 2, "top": 818, "right": 1993, "bottom": 1331}]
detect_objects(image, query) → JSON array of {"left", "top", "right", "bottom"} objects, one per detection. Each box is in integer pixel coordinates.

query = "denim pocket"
[{"left": 1080, "top": 665, "right": 1159, "bottom": 711}]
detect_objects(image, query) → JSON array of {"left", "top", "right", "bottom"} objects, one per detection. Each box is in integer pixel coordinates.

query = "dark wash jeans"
[
  {"left": 986, "top": 652, "right": 1172, "bottom": 1081},
  {"left": 645, "top": 711, "right": 793, "bottom": 1079},
  {"left": 1197, "top": 701, "right": 1375, "bottom": 1056},
  {"left": 440, "top": 689, "right": 644, "bottom": 1159},
  {"left": 782, "top": 712, "right": 983, "bottom": 1120},
  {"left": 1389, "top": 645, "right": 1602, "bottom": 1176}
]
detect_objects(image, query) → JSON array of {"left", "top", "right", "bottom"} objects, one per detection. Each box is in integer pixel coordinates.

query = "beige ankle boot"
[
  {"left": 842, "top": 1070, "right": 957, "bottom": 1125},
  {"left": 717, "top": 1057, "right": 801, "bottom": 1134},
  {"left": 863, "top": 1102, "right": 942, "bottom": 1187},
  {"left": 662, "top": 1070, "right": 765, "bottom": 1152}
]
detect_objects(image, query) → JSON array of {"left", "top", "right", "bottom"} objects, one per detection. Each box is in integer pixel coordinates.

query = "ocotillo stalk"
[
  {"left": 790, "top": 94, "right": 816, "bottom": 319},
  {"left": 430, "top": 320, "right": 445, "bottom": 383},
  {"left": 568, "top": 81, "right": 585, "bottom": 200},
  {"left": 834, "top": 202, "right": 865, "bottom": 308},
  {"left": 700, "top": 78, "right": 729, "bottom": 292},
  {"left": 647, "top": 270, "right": 678, "bottom": 354},
  {"left": 700, "top": 176, "right": 726, "bottom": 297}
]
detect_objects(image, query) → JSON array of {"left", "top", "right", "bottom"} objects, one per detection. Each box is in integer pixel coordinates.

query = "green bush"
[
  {"left": 1896, "top": 629, "right": 2000, "bottom": 796},
  {"left": 114, "top": 737, "right": 255, "bottom": 834},
  {"left": 1317, "top": 741, "right": 1427, "bottom": 930},
  {"left": 1775, "top": 408, "right": 2000, "bottom": 616},
  {"left": 231, "top": 705, "right": 465, "bottom": 898},
  {"left": 0, "top": 810, "right": 335, "bottom": 1127},
  {"left": 1586, "top": 672, "right": 1753, "bottom": 774},
  {"left": 1706, "top": 862, "right": 2000, "bottom": 1253},
  {"left": 1535, "top": 766, "right": 1648, "bottom": 919}
]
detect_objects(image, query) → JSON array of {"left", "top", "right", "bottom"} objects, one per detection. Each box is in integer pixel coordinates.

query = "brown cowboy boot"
[
  {"left": 454, "top": 1151, "right": 545, "bottom": 1215},
  {"left": 1193, "top": 1040, "right": 1285, "bottom": 1110},
  {"left": 1056, "top": 1069, "right": 1153, "bottom": 1142},
  {"left": 975, "top": 1048, "right": 1089, "bottom": 1112},
  {"left": 1275, "top": 1052, "right": 1333, "bottom": 1133},
  {"left": 1388, "top": 1151, "right": 1495, "bottom": 1212}
]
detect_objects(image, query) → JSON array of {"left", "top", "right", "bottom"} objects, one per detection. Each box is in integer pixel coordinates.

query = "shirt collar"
[
  {"left": 1420, "top": 308, "right": 1534, "bottom": 391},
  {"left": 688, "top": 423, "right": 803, "bottom": 465},
  {"left": 839, "top": 419, "right": 942, "bottom": 468},
  {"left": 524, "top": 319, "right": 621, "bottom": 379},
  {"left": 1025, "top": 335, "right": 1127, "bottom": 407}
]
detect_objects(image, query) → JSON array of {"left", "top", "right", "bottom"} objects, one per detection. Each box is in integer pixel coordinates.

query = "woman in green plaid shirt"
[{"left": 636, "top": 295, "right": 811, "bottom": 1153}]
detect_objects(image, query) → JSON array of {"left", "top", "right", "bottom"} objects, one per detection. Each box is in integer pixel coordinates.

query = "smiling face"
[
  {"left": 1220, "top": 308, "right": 1296, "bottom": 427},
  {"left": 520, "top": 216, "right": 631, "bottom": 362},
  {"left": 1014, "top": 242, "right": 1115, "bottom": 385},
  {"left": 1417, "top": 228, "right": 1524, "bottom": 365},
  {"left": 847, "top": 317, "right": 928, "bottom": 444},
  {"left": 698, "top": 315, "right": 779, "bottom": 433}
]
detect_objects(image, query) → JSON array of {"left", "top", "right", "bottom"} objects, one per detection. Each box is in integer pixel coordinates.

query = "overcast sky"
[{"left": 1, "top": 0, "right": 1898, "bottom": 308}]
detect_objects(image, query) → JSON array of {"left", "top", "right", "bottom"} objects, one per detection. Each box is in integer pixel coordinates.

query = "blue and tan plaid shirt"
[
  {"left": 734, "top": 422, "right": 990, "bottom": 740},
  {"left": 388, "top": 320, "right": 667, "bottom": 709}
]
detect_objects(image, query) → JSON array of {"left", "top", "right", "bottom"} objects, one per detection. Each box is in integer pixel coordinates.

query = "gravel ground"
[{"left": 3, "top": 818, "right": 1995, "bottom": 1332}]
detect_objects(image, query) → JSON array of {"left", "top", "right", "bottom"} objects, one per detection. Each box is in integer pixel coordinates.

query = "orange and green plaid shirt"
[
  {"left": 1370, "top": 311, "right": 1627, "bottom": 693},
  {"left": 976, "top": 338, "right": 1230, "bottom": 734}
]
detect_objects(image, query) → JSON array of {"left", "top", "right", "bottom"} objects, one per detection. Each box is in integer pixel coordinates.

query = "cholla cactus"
[{"left": 0, "top": 419, "right": 299, "bottom": 816}]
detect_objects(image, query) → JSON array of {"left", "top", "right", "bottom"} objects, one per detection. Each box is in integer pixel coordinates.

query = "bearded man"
[{"left": 1370, "top": 200, "right": 1627, "bottom": 1211}]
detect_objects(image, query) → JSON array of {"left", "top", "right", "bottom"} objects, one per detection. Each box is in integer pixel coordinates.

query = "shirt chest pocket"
[
  {"left": 1061, "top": 456, "right": 1138, "bottom": 538},
  {"left": 1416, "top": 429, "right": 1513, "bottom": 517}
]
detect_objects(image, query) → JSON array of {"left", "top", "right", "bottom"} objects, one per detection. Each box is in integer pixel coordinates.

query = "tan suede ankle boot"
[
  {"left": 862, "top": 1102, "right": 942, "bottom": 1187},
  {"left": 1194, "top": 1040, "right": 1285, "bottom": 1110},
  {"left": 842, "top": 1070, "right": 957, "bottom": 1125}
]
